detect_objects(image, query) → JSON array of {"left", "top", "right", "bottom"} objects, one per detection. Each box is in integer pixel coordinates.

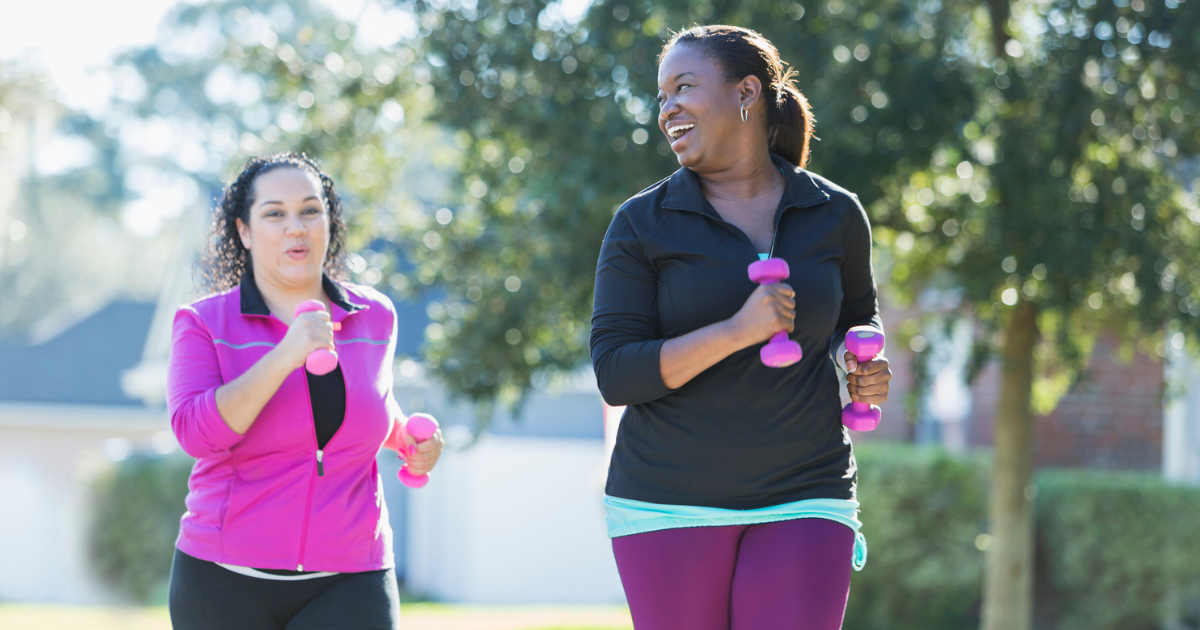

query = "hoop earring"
[{"left": 740, "top": 104, "right": 749, "bottom": 123}]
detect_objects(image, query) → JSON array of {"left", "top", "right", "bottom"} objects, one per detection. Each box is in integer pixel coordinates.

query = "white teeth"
[{"left": 667, "top": 123, "right": 694, "bottom": 139}]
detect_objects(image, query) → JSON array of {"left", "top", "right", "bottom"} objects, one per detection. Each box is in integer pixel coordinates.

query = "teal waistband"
[{"left": 604, "top": 495, "right": 868, "bottom": 571}]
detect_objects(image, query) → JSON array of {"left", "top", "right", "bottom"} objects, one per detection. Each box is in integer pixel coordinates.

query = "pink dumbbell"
[
  {"left": 747, "top": 258, "right": 803, "bottom": 368},
  {"left": 842, "top": 326, "right": 885, "bottom": 431},
  {"left": 294, "top": 299, "right": 340, "bottom": 375},
  {"left": 391, "top": 413, "right": 439, "bottom": 488}
]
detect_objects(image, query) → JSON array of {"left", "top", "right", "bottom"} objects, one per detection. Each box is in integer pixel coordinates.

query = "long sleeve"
[
  {"left": 382, "top": 296, "right": 407, "bottom": 454},
  {"left": 590, "top": 211, "right": 674, "bottom": 406},
  {"left": 829, "top": 194, "right": 884, "bottom": 369},
  {"left": 167, "top": 306, "right": 246, "bottom": 458}
]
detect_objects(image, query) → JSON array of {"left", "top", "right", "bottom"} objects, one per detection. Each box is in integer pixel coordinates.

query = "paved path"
[
  {"left": 402, "top": 604, "right": 632, "bottom": 629},
  {"left": 0, "top": 604, "right": 634, "bottom": 630}
]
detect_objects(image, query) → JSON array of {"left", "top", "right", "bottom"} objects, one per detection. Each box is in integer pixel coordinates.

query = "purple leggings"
[{"left": 612, "top": 518, "right": 854, "bottom": 630}]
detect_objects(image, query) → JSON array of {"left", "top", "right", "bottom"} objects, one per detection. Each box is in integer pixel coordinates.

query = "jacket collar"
[
  {"left": 661, "top": 153, "right": 831, "bottom": 217},
  {"left": 240, "top": 270, "right": 365, "bottom": 320}
]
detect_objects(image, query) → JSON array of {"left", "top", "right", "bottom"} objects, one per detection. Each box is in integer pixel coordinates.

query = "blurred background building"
[
  {"left": 0, "top": 204, "right": 623, "bottom": 602},
  {"left": 2, "top": 255, "right": 1198, "bottom": 603}
]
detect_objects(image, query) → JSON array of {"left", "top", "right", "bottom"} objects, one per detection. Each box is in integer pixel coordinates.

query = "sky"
[
  {"left": 0, "top": 0, "right": 184, "bottom": 114},
  {"left": 0, "top": 0, "right": 593, "bottom": 112},
  {"left": 0, "top": 0, "right": 414, "bottom": 112},
  {"left": 0, "top": 0, "right": 593, "bottom": 237},
  {"left": 0, "top": 0, "right": 373, "bottom": 236}
]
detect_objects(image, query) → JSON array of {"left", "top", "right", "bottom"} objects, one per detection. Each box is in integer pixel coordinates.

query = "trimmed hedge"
[
  {"left": 846, "top": 444, "right": 988, "bottom": 630},
  {"left": 86, "top": 444, "right": 1200, "bottom": 627},
  {"left": 847, "top": 446, "right": 1200, "bottom": 630},
  {"left": 87, "top": 452, "right": 193, "bottom": 603},
  {"left": 1036, "top": 469, "right": 1200, "bottom": 630}
]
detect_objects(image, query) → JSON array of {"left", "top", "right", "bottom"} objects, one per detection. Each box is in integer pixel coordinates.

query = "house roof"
[
  {"left": 0, "top": 295, "right": 603, "bottom": 440},
  {"left": 0, "top": 291, "right": 429, "bottom": 408},
  {"left": 0, "top": 301, "right": 155, "bottom": 406}
]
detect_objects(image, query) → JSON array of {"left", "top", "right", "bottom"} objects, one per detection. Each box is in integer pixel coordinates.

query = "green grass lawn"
[
  {"left": 0, "top": 604, "right": 171, "bottom": 630},
  {"left": 0, "top": 603, "right": 634, "bottom": 630}
]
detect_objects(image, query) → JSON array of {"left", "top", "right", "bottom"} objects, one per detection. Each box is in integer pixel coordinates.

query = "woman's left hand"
[
  {"left": 844, "top": 353, "right": 892, "bottom": 405},
  {"left": 403, "top": 430, "right": 445, "bottom": 477}
]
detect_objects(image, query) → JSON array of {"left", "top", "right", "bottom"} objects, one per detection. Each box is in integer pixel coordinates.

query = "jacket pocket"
[{"left": 219, "top": 466, "right": 241, "bottom": 532}]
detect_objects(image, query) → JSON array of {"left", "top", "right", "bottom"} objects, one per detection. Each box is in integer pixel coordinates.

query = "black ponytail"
[
  {"left": 770, "top": 78, "right": 815, "bottom": 168},
  {"left": 661, "top": 26, "right": 816, "bottom": 168}
]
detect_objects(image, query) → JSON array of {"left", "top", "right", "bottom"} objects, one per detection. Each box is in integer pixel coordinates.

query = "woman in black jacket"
[{"left": 590, "top": 26, "right": 892, "bottom": 630}]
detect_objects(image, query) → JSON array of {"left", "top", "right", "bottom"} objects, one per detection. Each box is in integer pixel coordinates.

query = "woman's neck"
[
  {"left": 695, "top": 151, "right": 784, "bottom": 202},
  {"left": 252, "top": 268, "right": 328, "bottom": 325}
]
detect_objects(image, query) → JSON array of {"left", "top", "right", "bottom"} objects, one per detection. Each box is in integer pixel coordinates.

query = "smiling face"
[
  {"left": 236, "top": 166, "right": 330, "bottom": 291},
  {"left": 657, "top": 43, "right": 763, "bottom": 173}
]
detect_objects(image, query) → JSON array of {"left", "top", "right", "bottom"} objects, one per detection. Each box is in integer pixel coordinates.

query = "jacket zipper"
[
  {"left": 766, "top": 203, "right": 790, "bottom": 259},
  {"left": 673, "top": 195, "right": 794, "bottom": 261},
  {"left": 295, "top": 462, "right": 318, "bottom": 571},
  {"left": 295, "top": 305, "right": 358, "bottom": 570},
  {"left": 673, "top": 165, "right": 805, "bottom": 260},
  {"left": 703, "top": 203, "right": 793, "bottom": 260},
  {"left": 296, "top": 364, "right": 319, "bottom": 571},
  {"left": 309, "top": 309, "right": 351, "bottom": 476},
  {"left": 766, "top": 165, "right": 796, "bottom": 258}
]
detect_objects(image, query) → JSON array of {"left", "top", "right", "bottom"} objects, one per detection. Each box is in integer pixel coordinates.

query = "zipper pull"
[{"left": 316, "top": 450, "right": 324, "bottom": 477}]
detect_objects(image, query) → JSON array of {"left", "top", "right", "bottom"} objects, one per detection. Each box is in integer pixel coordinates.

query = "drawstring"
[{"left": 852, "top": 532, "right": 868, "bottom": 571}]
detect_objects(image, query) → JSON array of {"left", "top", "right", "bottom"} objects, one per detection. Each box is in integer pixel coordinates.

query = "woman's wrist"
[
  {"left": 214, "top": 346, "right": 299, "bottom": 435},
  {"left": 661, "top": 319, "right": 746, "bottom": 390},
  {"left": 718, "top": 318, "right": 750, "bottom": 353},
  {"left": 263, "top": 344, "right": 305, "bottom": 378}
]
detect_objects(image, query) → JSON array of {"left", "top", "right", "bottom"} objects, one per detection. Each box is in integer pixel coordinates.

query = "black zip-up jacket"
[{"left": 590, "top": 154, "right": 882, "bottom": 509}]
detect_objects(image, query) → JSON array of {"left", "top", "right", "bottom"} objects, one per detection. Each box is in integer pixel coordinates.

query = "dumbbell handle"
[
  {"left": 747, "top": 258, "right": 802, "bottom": 368},
  {"left": 842, "top": 327, "right": 885, "bottom": 431},
  {"left": 294, "top": 299, "right": 340, "bottom": 375},
  {"left": 757, "top": 271, "right": 791, "bottom": 346},
  {"left": 394, "top": 414, "right": 439, "bottom": 488}
]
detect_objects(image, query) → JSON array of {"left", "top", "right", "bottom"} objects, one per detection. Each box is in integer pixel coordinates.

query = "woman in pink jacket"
[{"left": 167, "top": 153, "right": 443, "bottom": 630}]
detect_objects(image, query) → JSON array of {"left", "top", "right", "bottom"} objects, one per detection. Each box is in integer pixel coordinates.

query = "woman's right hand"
[
  {"left": 274, "top": 309, "right": 337, "bottom": 370},
  {"left": 213, "top": 306, "right": 338, "bottom": 436},
  {"left": 727, "top": 283, "right": 796, "bottom": 348}
]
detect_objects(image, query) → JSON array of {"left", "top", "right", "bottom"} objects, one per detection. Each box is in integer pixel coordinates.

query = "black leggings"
[{"left": 168, "top": 549, "right": 400, "bottom": 630}]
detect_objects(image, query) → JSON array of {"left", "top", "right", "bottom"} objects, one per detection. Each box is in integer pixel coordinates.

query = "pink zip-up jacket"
[{"left": 168, "top": 274, "right": 403, "bottom": 572}]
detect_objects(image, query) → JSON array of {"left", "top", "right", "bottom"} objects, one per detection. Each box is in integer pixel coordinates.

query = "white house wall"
[
  {"left": 1164, "top": 347, "right": 1200, "bottom": 485},
  {"left": 392, "top": 365, "right": 622, "bottom": 604},
  {"left": 405, "top": 435, "right": 624, "bottom": 604},
  {"left": 0, "top": 403, "right": 167, "bottom": 603},
  {"left": 0, "top": 368, "right": 619, "bottom": 605}
]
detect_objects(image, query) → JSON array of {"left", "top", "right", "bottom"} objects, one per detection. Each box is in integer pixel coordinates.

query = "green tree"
[
  {"left": 112, "top": 6, "right": 1200, "bottom": 627},
  {"left": 116, "top": 0, "right": 980, "bottom": 416},
  {"left": 110, "top": 0, "right": 477, "bottom": 359},
  {"left": 411, "top": 3, "right": 1200, "bottom": 628},
  {"left": 0, "top": 66, "right": 168, "bottom": 339},
  {"left": 111, "top": 0, "right": 444, "bottom": 235},
  {"left": 403, "top": 0, "right": 979, "bottom": 413},
  {"left": 893, "top": 1, "right": 1200, "bottom": 628}
]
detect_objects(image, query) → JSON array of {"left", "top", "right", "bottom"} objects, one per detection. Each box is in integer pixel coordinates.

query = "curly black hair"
[{"left": 197, "top": 153, "right": 348, "bottom": 294}]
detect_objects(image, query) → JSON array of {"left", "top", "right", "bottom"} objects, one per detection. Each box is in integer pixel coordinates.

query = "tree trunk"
[
  {"left": 986, "top": 0, "right": 1012, "bottom": 57},
  {"left": 981, "top": 298, "right": 1038, "bottom": 630}
]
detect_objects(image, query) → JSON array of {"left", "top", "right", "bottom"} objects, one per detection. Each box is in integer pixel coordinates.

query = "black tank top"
[{"left": 305, "top": 365, "right": 345, "bottom": 450}]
